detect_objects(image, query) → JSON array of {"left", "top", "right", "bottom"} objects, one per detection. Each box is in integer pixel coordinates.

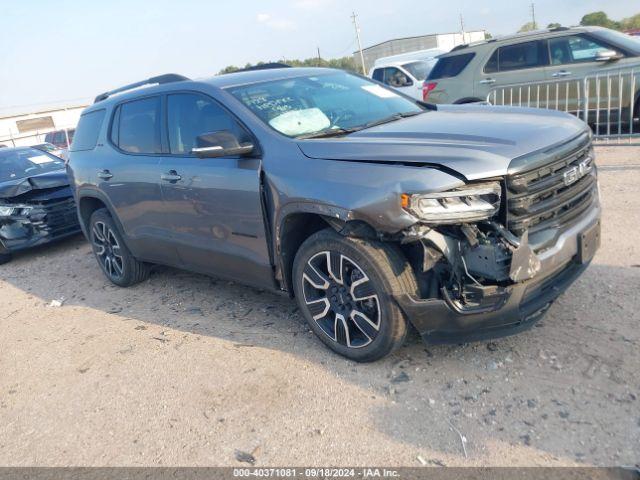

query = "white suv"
[{"left": 369, "top": 49, "right": 445, "bottom": 100}]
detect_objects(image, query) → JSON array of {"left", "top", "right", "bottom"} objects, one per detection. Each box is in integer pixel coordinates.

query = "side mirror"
[
  {"left": 191, "top": 131, "right": 254, "bottom": 158},
  {"left": 595, "top": 49, "right": 620, "bottom": 62}
]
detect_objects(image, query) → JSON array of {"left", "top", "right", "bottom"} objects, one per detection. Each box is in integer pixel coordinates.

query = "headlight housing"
[
  {"left": 402, "top": 181, "right": 501, "bottom": 224},
  {"left": 0, "top": 205, "right": 31, "bottom": 217}
]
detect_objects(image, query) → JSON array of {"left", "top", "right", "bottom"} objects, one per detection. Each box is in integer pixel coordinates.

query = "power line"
[{"left": 323, "top": 39, "right": 357, "bottom": 59}]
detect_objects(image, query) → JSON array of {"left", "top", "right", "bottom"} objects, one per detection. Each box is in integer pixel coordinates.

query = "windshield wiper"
[
  {"left": 297, "top": 110, "right": 424, "bottom": 139},
  {"left": 357, "top": 110, "right": 424, "bottom": 131},
  {"left": 297, "top": 127, "right": 358, "bottom": 139}
]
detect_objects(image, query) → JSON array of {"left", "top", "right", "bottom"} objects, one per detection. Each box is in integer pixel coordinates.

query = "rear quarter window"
[
  {"left": 70, "top": 110, "right": 106, "bottom": 152},
  {"left": 427, "top": 53, "right": 475, "bottom": 80}
]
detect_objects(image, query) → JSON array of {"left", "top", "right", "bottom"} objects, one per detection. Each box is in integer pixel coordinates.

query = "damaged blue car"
[{"left": 0, "top": 147, "right": 80, "bottom": 264}]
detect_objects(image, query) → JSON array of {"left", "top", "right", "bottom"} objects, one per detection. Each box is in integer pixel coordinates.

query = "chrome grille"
[{"left": 506, "top": 137, "right": 597, "bottom": 236}]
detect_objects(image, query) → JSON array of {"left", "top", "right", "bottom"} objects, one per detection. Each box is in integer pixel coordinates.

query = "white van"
[{"left": 369, "top": 48, "right": 447, "bottom": 99}]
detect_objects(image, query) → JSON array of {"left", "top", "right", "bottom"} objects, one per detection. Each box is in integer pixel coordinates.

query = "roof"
[
  {"left": 373, "top": 48, "right": 446, "bottom": 67},
  {"left": 0, "top": 100, "right": 90, "bottom": 120},
  {"left": 84, "top": 67, "right": 338, "bottom": 113},
  {"left": 438, "top": 26, "right": 602, "bottom": 56},
  {"left": 203, "top": 67, "right": 334, "bottom": 88},
  {"left": 358, "top": 30, "right": 486, "bottom": 53}
]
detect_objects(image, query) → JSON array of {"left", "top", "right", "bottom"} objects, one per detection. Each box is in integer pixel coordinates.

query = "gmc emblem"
[{"left": 563, "top": 158, "right": 592, "bottom": 186}]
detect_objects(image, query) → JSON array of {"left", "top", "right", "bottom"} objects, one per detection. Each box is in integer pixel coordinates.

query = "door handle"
[
  {"left": 161, "top": 171, "right": 182, "bottom": 182},
  {"left": 552, "top": 71, "right": 572, "bottom": 78},
  {"left": 97, "top": 170, "right": 113, "bottom": 180},
  {"left": 479, "top": 78, "right": 496, "bottom": 85}
]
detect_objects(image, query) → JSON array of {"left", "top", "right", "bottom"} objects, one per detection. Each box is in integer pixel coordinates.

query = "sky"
[{"left": 0, "top": 0, "right": 637, "bottom": 111}]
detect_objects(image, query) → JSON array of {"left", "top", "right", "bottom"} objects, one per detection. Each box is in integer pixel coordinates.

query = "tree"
[
  {"left": 580, "top": 11, "right": 619, "bottom": 30},
  {"left": 218, "top": 56, "right": 357, "bottom": 75},
  {"left": 219, "top": 65, "right": 240, "bottom": 74},
  {"left": 620, "top": 13, "right": 640, "bottom": 31},
  {"left": 547, "top": 22, "right": 562, "bottom": 29},
  {"left": 518, "top": 22, "right": 537, "bottom": 32}
]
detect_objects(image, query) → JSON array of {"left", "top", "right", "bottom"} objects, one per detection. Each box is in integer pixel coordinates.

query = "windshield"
[
  {"left": 228, "top": 72, "right": 422, "bottom": 138},
  {"left": 34, "top": 143, "right": 57, "bottom": 152},
  {"left": 594, "top": 29, "right": 640, "bottom": 55},
  {"left": 402, "top": 61, "right": 432, "bottom": 81},
  {"left": 0, "top": 148, "right": 65, "bottom": 183}
]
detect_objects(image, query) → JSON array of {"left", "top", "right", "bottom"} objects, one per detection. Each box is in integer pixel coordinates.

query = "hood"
[
  {"left": 296, "top": 105, "right": 589, "bottom": 181},
  {"left": 0, "top": 169, "right": 70, "bottom": 199}
]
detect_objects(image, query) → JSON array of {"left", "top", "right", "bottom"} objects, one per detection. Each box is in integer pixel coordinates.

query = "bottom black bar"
[{"left": 0, "top": 467, "right": 637, "bottom": 480}]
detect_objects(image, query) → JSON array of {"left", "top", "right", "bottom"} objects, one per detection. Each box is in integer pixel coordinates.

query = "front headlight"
[
  {"left": 0, "top": 206, "right": 17, "bottom": 217},
  {"left": 0, "top": 205, "right": 31, "bottom": 217},
  {"left": 402, "top": 181, "right": 501, "bottom": 224}
]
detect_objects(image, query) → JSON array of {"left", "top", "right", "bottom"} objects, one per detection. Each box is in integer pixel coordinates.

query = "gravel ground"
[{"left": 0, "top": 146, "right": 638, "bottom": 467}]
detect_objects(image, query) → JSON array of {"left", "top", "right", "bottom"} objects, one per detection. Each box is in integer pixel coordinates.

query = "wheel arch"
[
  {"left": 277, "top": 212, "right": 330, "bottom": 297},
  {"left": 276, "top": 206, "right": 384, "bottom": 297},
  {"left": 76, "top": 189, "right": 130, "bottom": 249}
]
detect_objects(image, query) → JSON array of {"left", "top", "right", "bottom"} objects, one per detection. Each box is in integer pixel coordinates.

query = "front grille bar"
[{"left": 506, "top": 135, "right": 597, "bottom": 236}]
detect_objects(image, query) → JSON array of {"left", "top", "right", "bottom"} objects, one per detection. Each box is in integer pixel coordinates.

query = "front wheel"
[
  {"left": 292, "top": 229, "right": 418, "bottom": 362},
  {"left": 0, "top": 252, "right": 12, "bottom": 265},
  {"left": 89, "top": 208, "right": 150, "bottom": 287}
]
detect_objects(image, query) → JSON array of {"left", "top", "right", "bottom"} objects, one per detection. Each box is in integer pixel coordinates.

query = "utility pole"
[
  {"left": 317, "top": 46, "right": 322, "bottom": 67},
  {"left": 351, "top": 12, "right": 366, "bottom": 75},
  {"left": 459, "top": 14, "right": 466, "bottom": 43},
  {"left": 530, "top": 3, "right": 537, "bottom": 30}
]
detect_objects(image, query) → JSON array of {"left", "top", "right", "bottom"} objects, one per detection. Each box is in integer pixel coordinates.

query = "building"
[
  {"left": 0, "top": 101, "right": 89, "bottom": 147},
  {"left": 354, "top": 30, "right": 486, "bottom": 72}
]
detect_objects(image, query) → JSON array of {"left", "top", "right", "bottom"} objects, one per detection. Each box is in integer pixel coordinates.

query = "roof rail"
[
  {"left": 94, "top": 73, "right": 190, "bottom": 103},
  {"left": 549, "top": 26, "right": 570, "bottom": 31},
  {"left": 450, "top": 44, "right": 468, "bottom": 52}
]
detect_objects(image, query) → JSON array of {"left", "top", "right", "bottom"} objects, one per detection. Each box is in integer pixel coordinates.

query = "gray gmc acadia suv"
[{"left": 67, "top": 68, "right": 601, "bottom": 362}]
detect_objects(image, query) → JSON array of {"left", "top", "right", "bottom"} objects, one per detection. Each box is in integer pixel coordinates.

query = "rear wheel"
[
  {"left": 89, "top": 209, "right": 150, "bottom": 287},
  {"left": 292, "top": 228, "right": 418, "bottom": 362}
]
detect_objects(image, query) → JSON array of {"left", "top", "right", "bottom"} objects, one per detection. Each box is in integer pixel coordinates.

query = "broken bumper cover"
[
  {"left": 395, "top": 205, "right": 601, "bottom": 344},
  {"left": 0, "top": 198, "right": 81, "bottom": 254}
]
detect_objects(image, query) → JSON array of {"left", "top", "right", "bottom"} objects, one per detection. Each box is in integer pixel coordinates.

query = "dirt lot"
[{"left": 0, "top": 146, "right": 638, "bottom": 467}]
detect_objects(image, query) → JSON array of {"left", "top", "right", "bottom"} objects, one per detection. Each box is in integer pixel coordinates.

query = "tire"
[
  {"left": 0, "top": 252, "right": 12, "bottom": 265},
  {"left": 88, "top": 208, "right": 150, "bottom": 287},
  {"left": 292, "top": 228, "right": 418, "bottom": 362}
]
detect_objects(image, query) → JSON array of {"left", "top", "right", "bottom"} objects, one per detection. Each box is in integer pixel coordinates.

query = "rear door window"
[
  {"left": 113, "top": 97, "right": 162, "bottom": 154},
  {"left": 70, "top": 110, "right": 106, "bottom": 151},
  {"left": 484, "top": 50, "right": 499, "bottom": 73},
  {"left": 491, "top": 41, "right": 548, "bottom": 72},
  {"left": 427, "top": 53, "right": 475, "bottom": 79}
]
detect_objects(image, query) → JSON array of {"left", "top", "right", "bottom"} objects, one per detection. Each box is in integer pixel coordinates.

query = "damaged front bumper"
[
  {"left": 395, "top": 204, "right": 601, "bottom": 344},
  {"left": 0, "top": 197, "right": 81, "bottom": 255}
]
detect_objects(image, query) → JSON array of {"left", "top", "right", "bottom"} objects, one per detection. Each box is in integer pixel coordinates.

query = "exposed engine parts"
[{"left": 412, "top": 221, "right": 542, "bottom": 311}]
